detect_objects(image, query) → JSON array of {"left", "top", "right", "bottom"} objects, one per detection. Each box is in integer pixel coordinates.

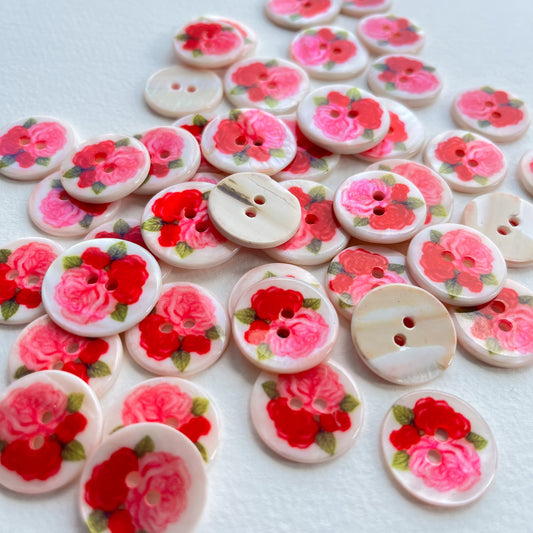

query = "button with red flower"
[
  {"left": 518, "top": 149, "right": 533, "bottom": 197},
  {"left": 215, "top": 16, "right": 258, "bottom": 58},
  {"left": 265, "top": 0, "right": 342, "bottom": 30},
  {"left": 341, "top": 0, "right": 391, "bottom": 18}
]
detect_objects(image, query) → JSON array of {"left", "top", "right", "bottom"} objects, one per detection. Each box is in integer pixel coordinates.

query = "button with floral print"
[
  {"left": 215, "top": 16, "right": 258, "bottom": 58},
  {"left": 518, "top": 149, "right": 533, "bottom": 197},
  {"left": 341, "top": 0, "right": 391, "bottom": 17},
  {"left": 326, "top": 245, "right": 411, "bottom": 320},
  {"left": 103, "top": 377, "right": 221, "bottom": 464},
  {"left": 407, "top": 223, "right": 507, "bottom": 307},
  {"left": 424, "top": 130, "right": 507, "bottom": 193},
  {"left": 79, "top": 422, "right": 206, "bottom": 533},
  {"left": 264, "top": 180, "right": 349, "bottom": 265},
  {"left": 42, "top": 238, "right": 161, "bottom": 337},
  {"left": 0, "top": 370, "right": 102, "bottom": 494},
  {"left": 451, "top": 86, "right": 530, "bottom": 143},
  {"left": 451, "top": 279, "right": 533, "bottom": 368},
  {"left": 382, "top": 390, "right": 497, "bottom": 507},
  {"left": 367, "top": 55, "right": 443, "bottom": 108},
  {"left": 251, "top": 361, "right": 363, "bottom": 463},
  {"left": 264, "top": 0, "right": 342, "bottom": 30},
  {"left": 0, "top": 237, "right": 62, "bottom": 325},
  {"left": 233, "top": 277, "right": 338, "bottom": 373},
  {"left": 297, "top": 85, "right": 390, "bottom": 154},
  {"left": 207, "top": 172, "right": 302, "bottom": 248},
  {"left": 59, "top": 134, "right": 150, "bottom": 203},
  {"left": 334, "top": 171, "right": 426, "bottom": 243},
  {"left": 191, "top": 171, "right": 226, "bottom": 185},
  {"left": 290, "top": 26, "right": 368, "bottom": 81},
  {"left": 125, "top": 282, "right": 229, "bottom": 377},
  {"left": 0, "top": 116, "right": 77, "bottom": 181},
  {"left": 351, "top": 284, "right": 456, "bottom": 384}
]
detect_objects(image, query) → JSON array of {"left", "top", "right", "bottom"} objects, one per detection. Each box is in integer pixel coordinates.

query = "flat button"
[
  {"left": 265, "top": 0, "right": 342, "bottom": 29},
  {"left": 351, "top": 284, "right": 456, "bottom": 384},
  {"left": 381, "top": 390, "right": 497, "bottom": 506},
  {"left": 518, "top": 149, "right": 533, "bottom": 197},
  {"left": 341, "top": 0, "right": 391, "bottom": 17},
  {"left": 0, "top": 370, "right": 102, "bottom": 494},
  {"left": 250, "top": 361, "right": 363, "bottom": 463}
]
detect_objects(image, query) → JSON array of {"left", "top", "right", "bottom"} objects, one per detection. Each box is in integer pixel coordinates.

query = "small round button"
[
  {"left": 341, "top": 0, "right": 391, "bottom": 17},
  {"left": 518, "top": 149, "right": 533, "bottom": 197},
  {"left": 265, "top": 0, "right": 342, "bottom": 29}
]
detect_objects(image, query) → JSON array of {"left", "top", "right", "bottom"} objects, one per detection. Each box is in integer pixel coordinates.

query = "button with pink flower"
[
  {"left": 215, "top": 16, "right": 258, "bottom": 58},
  {"left": 79, "top": 422, "right": 206, "bottom": 533},
  {"left": 265, "top": 0, "right": 342, "bottom": 30},
  {"left": 407, "top": 223, "right": 507, "bottom": 306},
  {"left": 0, "top": 370, "right": 102, "bottom": 494},
  {"left": 424, "top": 130, "right": 507, "bottom": 193},
  {"left": 0, "top": 116, "right": 76, "bottom": 181},
  {"left": 341, "top": 0, "right": 391, "bottom": 17},
  {"left": 518, "top": 149, "right": 533, "bottom": 197},
  {"left": 334, "top": 170, "right": 427, "bottom": 243},
  {"left": 250, "top": 361, "right": 363, "bottom": 462},
  {"left": 382, "top": 391, "right": 497, "bottom": 506}
]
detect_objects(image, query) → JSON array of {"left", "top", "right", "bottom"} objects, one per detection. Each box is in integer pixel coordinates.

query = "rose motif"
[
  {"left": 179, "top": 22, "right": 240, "bottom": 56},
  {"left": 413, "top": 397, "right": 470, "bottom": 439},
  {"left": 344, "top": 270, "right": 407, "bottom": 306},
  {"left": 251, "top": 286, "right": 303, "bottom": 321},
  {"left": 360, "top": 111, "right": 408, "bottom": 159},
  {"left": 95, "top": 221, "right": 146, "bottom": 250},
  {"left": 141, "top": 128, "right": 184, "bottom": 178},
  {"left": 377, "top": 56, "right": 439, "bottom": 94},
  {"left": 341, "top": 178, "right": 390, "bottom": 216},
  {"left": 361, "top": 16, "right": 420, "bottom": 46},
  {"left": 339, "top": 247, "right": 388, "bottom": 275},
  {"left": 7, "top": 241, "right": 57, "bottom": 293},
  {"left": 292, "top": 28, "right": 356, "bottom": 67},
  {"left": 269, "top": 0, "right": 332, "bottom": 17}
]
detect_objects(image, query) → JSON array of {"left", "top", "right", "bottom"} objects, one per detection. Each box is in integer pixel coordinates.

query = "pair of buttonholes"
[
  {"left": 86, "top": 274, "right": 118, "bottom": 292},
  {"left": 158, "top": 319, "right": 195, "bottom": 333},
  {"left": 19, "top": 137, "right": 47, "bottom": 149},
  {"left": 125, "top": 472, "right": 161, "bottom": 506},
  {"left": 426, "top": 428, "right": 450, "bottom": 465},
  {"left": 393, "top": 316, "right": 415, "bottom": 347},
  {"left": 288, "top": 396, "right": 327, "bottom": 411},
  {"left": 5, "top": 270, "right": 40, "bottom": 285},
  {"left": 28, "top": 410, "right": 57, "bottom": 450},
  {"left": 497, "top": 215, "right": 520, "bottom": 236},
  {"left": 171, "top": 82, "right": 197, "bottom": 93},
  {"left": 488, "top": 299, "right": 513, "bottom": 332},
  {"left": 330, "top": 109, "right": 359, "bottom": 119},
  {"left": 244, "top": 195, "right": 266, "bottom": 219},
  {"left": 94, "top": 152, "right": 115, "bottom": 173},
  {"left": 483, "top": 101, "right": 503, "bottom": 120},
  {"left": 371, "top": 190, "right": 387, "bottom": 217},
  {"left": 274, "top": 307, "right": 296, "bottom": 340},
  {"left": 453, "top": 149, "right": 479, "bottom": 168}
]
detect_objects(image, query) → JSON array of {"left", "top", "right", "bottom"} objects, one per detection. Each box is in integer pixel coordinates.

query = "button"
[
  {"left": 125, "top": 282, "right": 229, "bottom": 377},
  {"left": 79, "top": 422, "right": 206, "bottom": 533},
  {"left": 201, "top": 109, "right": 297, "bottom": 175},
  {"left": 334, "top": 170, "right": 427, "bottom": 243},
  {"left": 264, "top": 179, "right": 349, "bottom": 265},
  {"left": 341, "top": 0, "right": 391, "bottom": 17},
  {"left": 8, "top": 315, "right": 122, "bottom": 397},
  {"left": 41, "top": 238, "right": 162, "bottom": 337},
  {"left": 207, "top": 172, "right": 302, "bottom": 248},
  {"left": 214, "top": 16, "right": 258, "bottom": 58},
  {"left": 326, "top": 244, "right": 411, "bottom": 320},
  {"left": 191, "top": 172, "right": 226, "bottom": 185},
  {"left": 289, "top": 26, "right": 368, "bottom": 80},
  {"left": 381, "top": 390, "right": 497, "bottom": 506},
  {"left": 518, "top": 149, "right": 533, "bottom": 197},
  {"left": 232, "top": 277, "right": 338, "bottom": 373},
  {"left": 0, "top": 370, "right": 102, "bottom": 494},
  {"left": 102, "top": 377, "right": 221, "bottom": 463},
  {"left": 0, "top": 237, "right": 62, "bottom": 325},
  {"left": 451, "top": 279, "right": 533, "bottom": 368},
  {"left": 297, "top": 85, "right": 390, "bottom": 154},
  {"left": 144, "top": 66, "right": 223, "bottom": 118},
  {"left": 264, "top": 0, "right": 342, "bottom": 30},
  {"left": 451, "top": 86, "right": 530, "bottom": 142},
  {"left": 250, "top": 361, "right": 363, "bottom": 463},
  {"left": 224, "top": 57, "right": 309, "bottom": 115},
  {"left": 0, "top": 116, "right": 77, "bottom": 181},
  {"left": 141, "top": 181, "right": 240, "bottom": 268},
  {"left": 366, "top": 159, "right": 453, "bottom": 227},
  {"left": 59, "top": 134, "right": 150, "bottom": 203},
  {"left": 367, "top": 54, "right": 443, "bottom": 108},
  {"left": 407, "top": 223, "right": 507, "bottom": 307},
  {"left": 351, "top": 284, "right": 456, "bottom": 384},
  {"left": 424, "top": 130, "right": 507, "bottom": 193}
]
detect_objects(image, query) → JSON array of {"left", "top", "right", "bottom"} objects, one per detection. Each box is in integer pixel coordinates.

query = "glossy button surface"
[
  {"left": 341, "top": 0, "right": 391, "bottom": 17},
  {"left": 265, "top": 0, "right": 342, "bottom": 29}
]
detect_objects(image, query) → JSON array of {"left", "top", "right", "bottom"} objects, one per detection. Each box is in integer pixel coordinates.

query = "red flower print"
[
  {"left": 141, "top": 128, "right": 184, "bottom": 179},
  {"left": 178, "top": 416, "right": 211, "bottom": 442},
  {"left": 387, "top": 112, "right": 408, "bottom": 143},
  {"left": 0, "top": 265, "right": 17, "bottom": 305},
  {"left": 419, "top": 241, "right": 455, "bottom": 282},
  {"left": 107, "top": 255, "right": 149, "bottom": 305},
  {"left": 181, "top": 334, "right": 211, "bottom": 355},
  {"left": 269, "top": 0, "right": 332, "bottom": 18},
  {"left": 307, "top": 200, "right": 338, "bottom": 241},
  {"left": 362, "top": 16, "right": 419, "bottom": 47},
  {"left": 15, "top": 289, "right": 41, "bottom": 308},
  {"left": 63, "top": 361, "right": 90, "bottom": 382},
  {"left": 369, "top": 202, "right": 415, "bottom": 230},
  {"left": 435, "top": 136, "right": 466, "bottom": 165},
  {"left": 456, "top": 272, "right": 483, "bottom": 293},
  {"left": 328, "top": 273, "right": 353, "bottom": 293},
  {"left": 181, "top": 22, "right": 240, "bottom": 55},
  {"left": 349, "top": 98, "right": 384, "bottom": 130},
  {"left": 139, "top": 314, "right": 180, "bottom": 361},
  {"left": 81, "top": 248, "right": 111, "bottom": 269},
  {"left": 378, "top": 56, "right": 439, "bottom": 94},
  {"left": 339, "top": 248, "right": 388, "bottom": 276},
  {"left": 54, "top": 412, "right": 88, "bottom": 444},
  {"left": 244, "top": 319, "right": 270, "bottom": 345},
  {"left": 457, "top": 89, "right": 524, "bottom": 127},
  {"left": 389, "top": 424, "right": 421, "bottom": 450},
  {"left": 108, "top": 510, "right": 135, "bottom": 533},
  {"left": 413, "top": 397, "right": 471, "bottom": 439},
  {"left": 251, "top": 286, "right": 304, "bottom": 321},
  {"left": 319, "top": 410, "right": 351, "bottom": 432},
  {"left": 96, "top": 226, "right": 146, "bottom": 250}
]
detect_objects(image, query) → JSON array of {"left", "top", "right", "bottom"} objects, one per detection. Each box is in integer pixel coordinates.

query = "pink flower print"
[
  {"left": 439, "top": 230, "right": 494, "bottom": 277},
  {"left": 492, "top": 306, "right": 533, "bottom": 354},
  {"left": 314, "top": 103, "right": 357, "bottom": 141},
  {"left": 347, "top": 270, "right": 407, "bottom": 306},
  {"left": 141, "top": 128, "right": 184, "bottom": 179},
  {"left": 40, "top": 188, "right": 87, "bottom": 228},
  {"left": 178, "top": 203, "right": 226, "bottom": 249},
  {"left": 292, "top": 35, "right": 330, "bottom": 66},
  {"left": 463, "top": 140, "right": 504, "bottom": 179},
  {"left": 24, "top": 122, "right": 67, "bottom": 159},
  {"left": 7, "top": 242, "right": 57, "bottom": 291},
  {"left": 378, "top": 56, "right": 439, "bottom": 94},
  {"left": 278, "top": 208, "right": 313, "bottom": 250},
  {"left": 456, "top": 89, "right": 524, "bottom": 127},
  {"left": 340, "top": 178, "right": 390, "bottom": 217},
  {"left": 393, "top": 163, "right": 443, "bottom": 207},
  {"left": 361, "top": 16, "right": 419, "bottom": 47},
  {"left": 269, "top": 0, "right": 332, "bottom": 17}
]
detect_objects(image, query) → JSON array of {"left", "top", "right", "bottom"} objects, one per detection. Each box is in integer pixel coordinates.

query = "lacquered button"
[
  {"left": 264, "top": 180, "right": 349, "bottom": 265},
  {"left": 250, "top": 361, "right": 363, "bottom": 463},
  {"left": 0, "top": 237, "right": 62, "bottom": 325},
  {"left": 59, "top": 134, "right": 150, "bottom": 203},
  {"left": 518, "top": 149, "right": 533, "bottom": 197},
  {"left": 366, "top": 159, "right": 453, "bottom": 227},
  {"left": 341, "top": 0, "right": 391, "bottom": 17},
  {"left": 297, "top": 85, "right": 390, "bottom": 154},
  {"left": 0, "top": 370, "right": 102, "bottom": 494},
  {"left": 79, "top": 422, "right": 206, "bottom": 533},
  {"left": 201, "top": 109, "right": 297, "bottom": 176},
  {"left": 407, "top": 223, "right": 507, "bottom": 307},
  {"left": 0, "top": 116, "right": 76, "bottom": 181},
  {"left": 289, "top": 26, "right": 368, "bottom": 80},
  {"left": 451, "top": 86, "right": 530, "bottom": 142},
  {"left": 207, "top": 172, "right": 302, "bottom": 248},
  {"left": 141, "top": 182, "right": 240, "bottom": 268},
  {"left": 423, "top": 130, "right": 507, "bottom": 193},
  {"left": 102, "top": 377, "right": 221, "bottom": 464},
  {"left": 125, "top": 282, "right": 229, "bottom": 377},
  {"left": 334, "top": 171, "right": 426, "bottom": 243},
  {"left": 145, "top": 66, "right": 223, "bottom": 118},
  {"left": 451, "top": 279, "right": 533, "bottom": 368},
  {"left": 351, "top": 284, "right": 456, "bottom": 384},
  {"left": 215, "top": 16, "right": 258, "bottom": 58},
  {"left": 367, "top": 55, "right": 443, "bottom": 108},
  {"left": 232, "top": 277, "right": 338, "bottom": 373},
  {"left": 42, "top": 239, "right": 161, "bottom": 337},
  {"left": 264, "top": 0, "right": 342, "bottom": 30},
  {"left": 381, "top": 390, "right": 497, "bottom": 507},
  {"left": 326, "top": 245, "right": 411, "bottom": 320}
]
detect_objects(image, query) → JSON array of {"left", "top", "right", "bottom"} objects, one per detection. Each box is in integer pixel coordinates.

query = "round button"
[
  {"left": 407, "top": 223, "right": 507, "bottom": 307},
  {"left": 351, "top": 284, "right": 456, "bottom": 384},
  {"left": 265, "top": 0, "right": 341, "bottom": 29},
  {"left": 42, "top": 238, "right": 162, "bottom": 337},
  {"left": 341, "top": 0, "right": 391, "bottom": 17},
  {"left": 0, "top": 370, "right": 102, "bottom": 494},
  {"left": 381, "top": 390, "right": 497, "bottom": 507},
  {"left": 250, "top": 361, "right": 363, "bottom": 463},
  {"left": 232, "top": 277, "right": 338, "bottom": 373},
  {"left": 79, "top": 422, "right": 206, "bottom": 533},
  {"left": 207, "top": 172, "right": 302, "bottom": 248}
]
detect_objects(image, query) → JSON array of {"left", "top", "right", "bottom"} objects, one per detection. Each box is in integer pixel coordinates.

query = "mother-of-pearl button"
[
  {"left": 518, "top": 149, "right": 533, "bottom": 197},
  {"left": 341, "top": 0, "right": 391, "bottom": 17},
  {"left": 264, "top": 0, "right": 342, "bottom": 30}
]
